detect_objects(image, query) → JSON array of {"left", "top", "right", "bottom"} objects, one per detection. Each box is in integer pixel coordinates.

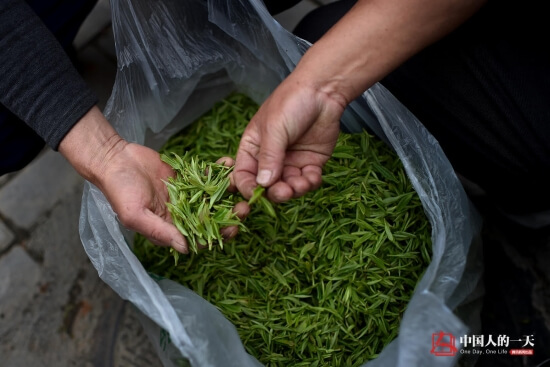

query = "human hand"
[
  {"left": 233, "top": 74, "right": 345, "bottom": 202},
  {"left": 97, "top": 145, "right": 250, "bottom": 253},
  {"left": 60, "top": 106, "right": 247, "bottom": 254},
  {"left": 214, "top": 157, "right": 251, "bottom": 239},
  {"left": 93, "top": 142, "right": 190, "bottom": 252},
  {"left": 233, "top": 0, "right": 487, "bottom": 204}
]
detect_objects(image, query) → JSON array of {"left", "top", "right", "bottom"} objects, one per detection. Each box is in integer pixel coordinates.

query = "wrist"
[
  {"left": 292, "top": 54, "right": 356, "bottom": 108},
  {"left": 59, "top": 106, "right": 128, "bottom": 185},
  {"left": 291, "top": 2, "right": 378, "bottom": 106},
  {"left": 291, "top": 0, "right": 486, "bottom": 106}
]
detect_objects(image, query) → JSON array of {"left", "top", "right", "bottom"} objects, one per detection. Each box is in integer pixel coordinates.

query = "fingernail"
[
  {"left": 257, "top": 169, "right": 272, "bottom": 186},
  {"left": 172, "top": 239, "right": 188, "bottom": 254}
]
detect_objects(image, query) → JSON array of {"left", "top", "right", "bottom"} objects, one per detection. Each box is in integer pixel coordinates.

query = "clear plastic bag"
[{"left": 79, "top": 0, "right": 482, "bottom": 366}]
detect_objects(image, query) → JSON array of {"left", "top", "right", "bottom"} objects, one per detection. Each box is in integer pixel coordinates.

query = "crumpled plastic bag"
[{"left": 79, "top": 0, "right": 483, "bottom": 366}]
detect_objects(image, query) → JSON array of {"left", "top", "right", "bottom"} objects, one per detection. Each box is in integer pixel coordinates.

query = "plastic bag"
[{"left": 79, "top": 0, "right": 482, "bottom": 366}]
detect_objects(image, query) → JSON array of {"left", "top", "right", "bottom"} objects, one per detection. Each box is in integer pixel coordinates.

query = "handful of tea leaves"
[
  {"left": 134, "top": 93, "right": 432, "bottom": 366},
  {"left": 161, "top": 153, "right": 245, "bottom": 255}
]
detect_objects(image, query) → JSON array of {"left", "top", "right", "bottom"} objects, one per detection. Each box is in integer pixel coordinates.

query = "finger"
[
  {"left": 216, "top": 156, "right": 235, "bottom": 167},
  {"left": 266, "top": 181, "right": 294, "bottom": 203},
  {"left": 234, "top": 140, "right": 260, "bottom": 199},
  {"left": 285, "top": 175, "right": 311, "bottom": 198},
  {"left": 234, "top": 171, "right": 257, "bottom": 199},
  {"left": 220, "top": 225, "right": 238, "bottom": 240},
  {"left": 217, "top": 157, "right": 238, "bottom": 193},
  {"left": 282, "top": 165, "right": 301, "bottom": 180},
  {"left": 281, "top": 165, "right": 310, "bottom": 198},
  {"left": 256, "top": 121, "right": 288, "bottom": 187},
  {"left": 233, "top": 201, "right": 250, "bottom": 220},
  {"left": 220, "top": 201, "right": 250, "bottom": 240},
  {"left": 121, "top": 208, "right": 189, "bottom": 254},
  {"left": 205, "top": 157, "right": 234, "bottom": 177},
  {"left": 284, "top": 165, "right": 323, "bottom": 198},
  {"left": 280, "top": 165, "right": 322, "bottom": 198},
  {"left": 302, "top": 165, "right": 323, "bottom": 190},
  {"left": 220, "top": 201, "right": 250, "bottom": 239},
  {"left": 228, "top": 172, "right": 237, "bottom": 193}
]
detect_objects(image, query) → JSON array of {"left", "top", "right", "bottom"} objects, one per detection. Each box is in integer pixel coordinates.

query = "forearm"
[
  {"left": 293, "top": 0, "right": 487, "bottom": 105},
  {"left": 0, "top": 0, "right": 98, "bottom": 148}
]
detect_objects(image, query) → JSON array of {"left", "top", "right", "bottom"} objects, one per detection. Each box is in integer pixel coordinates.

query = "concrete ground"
[{"left": 1, "top": 1, "right": 548, "bottom": 367}]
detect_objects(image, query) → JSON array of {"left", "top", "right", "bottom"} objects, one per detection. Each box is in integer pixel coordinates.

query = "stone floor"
[{"left": 1, "top": 1, "right": 549, "bottom": 367}]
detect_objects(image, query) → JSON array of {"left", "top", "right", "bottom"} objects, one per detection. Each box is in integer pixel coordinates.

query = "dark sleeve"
[{"left": 0, "top": 0, "right": 98, "bottom": 150}]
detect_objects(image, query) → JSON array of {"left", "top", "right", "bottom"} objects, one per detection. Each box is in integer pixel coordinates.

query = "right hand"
[
  {"left": 233, "top": 73, "right": 345, "bottom": 203},
  {"left": 232, "top": 0, "right": 487, "bottom": 204}
]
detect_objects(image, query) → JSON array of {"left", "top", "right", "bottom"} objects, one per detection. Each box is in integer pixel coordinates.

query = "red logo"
[
  {"left": 431, "top": 331, "right": 458, "bottom": 356},
  {"left": 509, "top": 349, "right": 534, "bottom": 356}
]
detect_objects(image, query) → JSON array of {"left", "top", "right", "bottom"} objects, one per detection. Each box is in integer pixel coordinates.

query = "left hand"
[
  {"left": 59, "top": 106, "right": 247, "bottom": 254},
  {"left": 94, "top": 141, "right": 190, "bottom": 253},
  {"left": 98, "top": 145, "right": 249, "bottom": 253}
]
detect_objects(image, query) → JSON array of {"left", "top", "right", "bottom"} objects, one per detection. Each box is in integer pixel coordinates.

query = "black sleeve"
[{"left": 0, "top": 0, "right": 98, "bottom": 150}]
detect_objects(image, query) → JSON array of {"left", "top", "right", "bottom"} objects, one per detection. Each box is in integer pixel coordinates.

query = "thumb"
[
  {"left": 124, "top": 208, "right": 189, "bottom": 254},
  {"left": 256, "top": 131, "right": 287, "bottom": 187}
]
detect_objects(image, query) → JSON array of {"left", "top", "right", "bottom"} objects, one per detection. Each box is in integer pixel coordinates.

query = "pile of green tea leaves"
[
  {"left": 134, "top": 93, "right": 432, "bottom": 366},
  {"left": 161, "top": 153, "right": 245, "bottom": 254}
]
